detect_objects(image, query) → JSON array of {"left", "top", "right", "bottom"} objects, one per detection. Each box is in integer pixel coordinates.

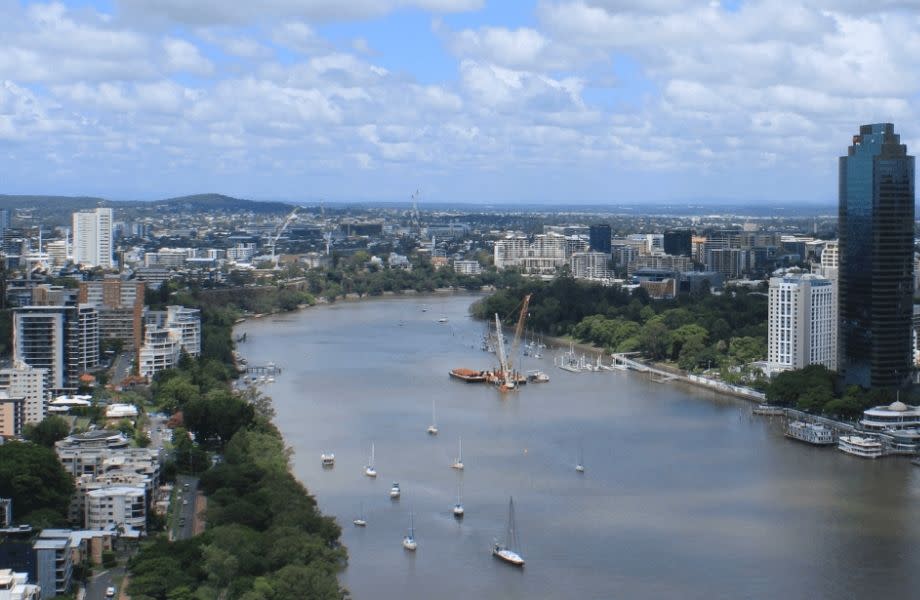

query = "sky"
[{"left": 0, "top": 1, "right": 918, "bottom": 205}]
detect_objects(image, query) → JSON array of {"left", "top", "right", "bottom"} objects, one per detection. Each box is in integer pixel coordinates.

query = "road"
[
  {"left": 173, "top": 475, "right": 200, "bottom": 541},
  {"left": 85, "top": 565, "right": 123, "bottom": 600},
  {"left": 111, "top": 352, "right": 133, "bottom": 387}
]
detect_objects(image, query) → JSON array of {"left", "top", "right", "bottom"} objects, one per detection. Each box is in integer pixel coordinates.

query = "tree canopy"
[{"left": 0, "top": 441, "right": 73, "bottom": 526}]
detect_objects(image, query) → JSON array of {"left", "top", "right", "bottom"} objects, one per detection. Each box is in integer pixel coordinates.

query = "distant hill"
[
  {"left": 154, "top": 193, "right": 294, "bottom": 213},
  {"left": 0, "top": 195, "right": 110, "bottom": 211},
  {"left": 0, "top": 193, "right": 294, "bottom": 214}
]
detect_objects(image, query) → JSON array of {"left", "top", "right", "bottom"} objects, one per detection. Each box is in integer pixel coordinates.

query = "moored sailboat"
[
  {"left": 364, "top": 443, "right": 377, "bottom": 478},
  {"left": 452, "top": 479, "right": 464, "bottom": 519},
  {"left": 451, "top": 436, "right": 464, "bottom": 470},
  {"left": 492, "top": 496, "right": 524, "bottom": 567},
  {"left": 402, "top": 512, "right": 418, "bottom": 551},
  {"left": 353, "top": 502, "right": 367, "bottom": 527},
  {"left": 427, "top": 397, "right": 439, "bottom": 435}
]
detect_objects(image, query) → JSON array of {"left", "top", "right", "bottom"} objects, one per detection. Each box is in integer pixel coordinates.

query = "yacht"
[
  {"left": 838, "top": 435, "right": 884, "bottom": 459},
  {"left": 427, "top": 397, "right": 439, "bottom": 435},
  {"left": 784, "top": 421, "right": 835, "bottom": 445},
  {"left": 402, "top": 513, "right": 417, "bottom": 551},
  {"left": 452, "top": 480, "right": 465, "bottom": 519},
  {"left": 320, "top": 452, "right": 335, "bottom": 467},
  {"left": 353, "top": 502, "right": 367, "bottom": 527},
  {"left": 526, "top": 370, "right": 550, "bottom": 383},
  {"left": 451, "top": 437, "right": 464, "bottom": 470},
  {"left": 438, "top": 317, "right": 449, "bottom": 323},
  {"left": 390, "top": 482, "right": 401, "bottom": 499},
  {"left": 364, "top": 443, "right": 378, "bottom": 477},
  {"left": 575, "top": 443, "right": 585, "bottom": 473},
  {"left": 492, "top": 497, "right": 524, "bottom": 567}
]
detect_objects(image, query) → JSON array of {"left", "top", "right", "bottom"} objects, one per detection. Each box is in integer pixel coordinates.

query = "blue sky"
[{"left": 0, "top": 1, "right": 918, "bottom": 204}]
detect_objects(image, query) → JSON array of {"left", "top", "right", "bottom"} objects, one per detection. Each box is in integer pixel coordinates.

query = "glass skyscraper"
[
  {"left": 839, "top": 123, "right": 915, "bottom": 389},
  {"left": 589, "top": 224, "right": 612, "bottom": 254}
]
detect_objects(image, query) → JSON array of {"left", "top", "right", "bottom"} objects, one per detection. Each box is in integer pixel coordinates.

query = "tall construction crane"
[
  {"left": 492, "top": 294, "right": 532, "bottom": 392},
  {"left": 508, "top": 294, "right": 532, "bottom": 375},
  {"left": 320, "top": 201, "right": 334, "bottom": 256},
  {"left": 410, "top": 189, "right": 422, "bottom": 237},
  {"left": 269, "top": 207, "right": 299, "bottom": 267}
]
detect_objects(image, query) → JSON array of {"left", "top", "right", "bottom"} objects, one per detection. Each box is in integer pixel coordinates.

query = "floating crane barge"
[{"left": 450, "top": 295, "right": 533, "bottom": 392}]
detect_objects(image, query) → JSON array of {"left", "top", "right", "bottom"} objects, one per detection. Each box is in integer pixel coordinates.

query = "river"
[{"left": 236, "top": 293, "right": 920, "bottom": 600}]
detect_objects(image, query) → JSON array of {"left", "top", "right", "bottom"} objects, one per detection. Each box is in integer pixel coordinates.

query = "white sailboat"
[
  {"left": 364, "top": 443, "right": 377, "bottom": 478},
  {"left": 492, "top": 496, "right": 524, "bottom": 567},
  {"left": 452, "top": 479, "right": 465, "bottom": 519},
  {"left": 451, "top": 436, "right": 464, "bottom": 470},
  {"left": 427, "top": 397, "right": 439, "bottom": 435},
  {"left": 575, "top": 441, "right": 585, "bottom": 473},
  {"left": 390, "top": 482, "right": 401, "bottom": 499},
  {"left": 402, "top": 512, "right": 418, "bottom": 551},
  {"left": 353, "top": 502, "right": 367, "bottom": 527}
]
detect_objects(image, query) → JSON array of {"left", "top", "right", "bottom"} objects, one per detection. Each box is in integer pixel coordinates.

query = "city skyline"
[{"left": 1, "top": 1, "right": 918, "bottom": 204}]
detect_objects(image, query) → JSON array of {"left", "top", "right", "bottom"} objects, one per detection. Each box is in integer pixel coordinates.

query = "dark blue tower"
[{"left": 839, "top": 123, "right": 914, "bottom": 389}]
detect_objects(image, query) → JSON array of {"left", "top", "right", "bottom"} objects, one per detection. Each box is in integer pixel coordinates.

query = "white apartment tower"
[
  {"left": 768, "top": 274, "right": 837, "bottom": 373},
  {"left": 494, "top": 233, "right": 568, "bottom": 275},
  {"left": 73, "top": 208, "right": 113, "bottom": 268}
]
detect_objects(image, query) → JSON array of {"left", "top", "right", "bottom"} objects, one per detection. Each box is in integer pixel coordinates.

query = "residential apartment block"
[{"left": 767, "top": 273, "right": 837, "bottom": 373}]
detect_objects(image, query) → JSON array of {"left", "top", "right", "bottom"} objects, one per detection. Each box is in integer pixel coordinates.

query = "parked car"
[{"left": 106, "top": 586, "right": 116, "bottom": 597}]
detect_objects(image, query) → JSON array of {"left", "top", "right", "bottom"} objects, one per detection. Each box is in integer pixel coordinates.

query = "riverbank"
[
  {"left": 237, "top": 286, "right": 486, "bottom": 322},
  {"left": 539, "top": 333, "right": 766, "bottom": 403}
]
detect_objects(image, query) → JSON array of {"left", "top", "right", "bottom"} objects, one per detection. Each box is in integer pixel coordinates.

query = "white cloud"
[
  {"left": 116, "top": 0, "right": 483, "bottom": 25},
  {"left": 163, "top": 38, "right": 214, "bottom": 76},
  {"left": 0, "top": 0, "right": 918, "bottom": 201}
]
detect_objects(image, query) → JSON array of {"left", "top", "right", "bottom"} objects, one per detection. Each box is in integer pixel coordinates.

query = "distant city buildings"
[
  {"left": 139, "top": 306, "right": 201, "bottom": 377},
  {"left": 79, "top": 278, "right": 145, "bottom": 352},
  {"left": 838, "top": 123, "right": 914, "bottom": 389},
  {"left": 663, "top": 229, "right": 692, "bottom": 257},
  {"left": 0, "top": 363, "right": 45, "bottom": 426},
  {"left": 588, "top": 224, "right": 611, "bottom": 254},
  {"left": 767, "top": 273, "right": 837, "bottom": 373},
  {"left": 570, "top": 251, "right": 611, "bottom": 281},
  {"left": 72, "top": 208, "right": 113, "bottom": 269},
  {"left": 494, "top": 233, "right": 569, "bottom": 275},
  {"left": 453, "top": 260, "right": 482, "bottom": 276}
]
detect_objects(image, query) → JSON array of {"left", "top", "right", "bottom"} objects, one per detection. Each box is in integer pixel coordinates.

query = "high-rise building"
[
  {"left": 72, "top": 208, "right": 113, "bottom": 269},
  {"left": 569, "top": 251, "right": 611, "bottom": 280},
  {"left": 79, "top": 278, "right": 145, "bottom": 351},
  {"left": 767, "top": 274, "right": 837, "bottom": 373},
  {"left": 13, "top": 306, "right": 67, "bottom": 390},
  {"left": 494, "top": 234, "right": 567, "bottom": 275},
  {"left": 66, "top": 305, "right": 100, "bottom": 385},
  {"left": 839, "top": 123, "right": 914, "bottom": 388},
  {"left": 663, "top": 229, "right": 692, "bottom": 257},
  {"left": 0, "top": 362, "right": 47, "bottom": 425},
  {"left": 13, "top": 305, "right": 99, "bottom": 391},
  {"left": 588, "top": 224, "right": 612, "bottom": 254},
  {"left": 705, "top": 248, "right": 747, "bottom": 279},
  {"left": 0, "top": 209, "right": 10, "bottom": 241}
]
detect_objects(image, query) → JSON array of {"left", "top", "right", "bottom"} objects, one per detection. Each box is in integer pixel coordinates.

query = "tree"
[
  {"left": 23, "top": 415, "right": 70, "bottom": 447},
  {"left": 0, "top": 441, "right": 73, "bottom": 524},
  {"left": 639, "top": 318, "right": 671, "bottom": 360}
]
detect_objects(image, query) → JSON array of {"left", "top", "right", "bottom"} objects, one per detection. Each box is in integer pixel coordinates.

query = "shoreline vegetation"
[{"left": 128, "top": 285, "right": 349, "bottom": 600}]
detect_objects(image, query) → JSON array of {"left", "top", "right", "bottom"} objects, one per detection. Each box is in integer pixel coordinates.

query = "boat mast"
[
  {"left": 506, "top": 497, "right": 519, "bottom": 552},
  {"left": 494, "top": 312, "right": 511, "bottom": 387}
]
